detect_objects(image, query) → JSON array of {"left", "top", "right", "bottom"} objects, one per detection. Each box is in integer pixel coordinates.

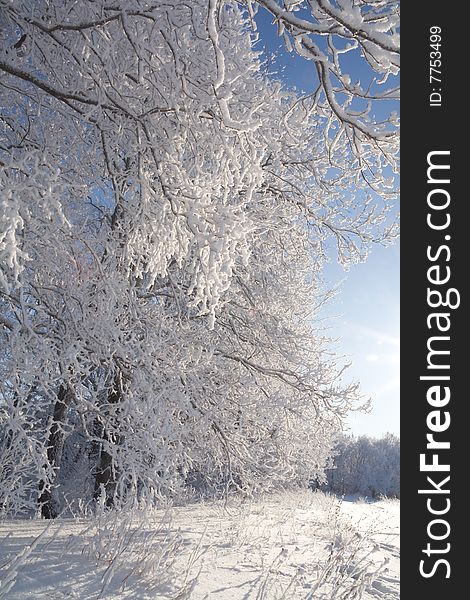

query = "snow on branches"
[{"left": 0, "top": 0, "right": 399, "bottom": 516}]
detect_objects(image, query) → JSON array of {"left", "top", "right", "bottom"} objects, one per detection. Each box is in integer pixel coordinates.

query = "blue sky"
[
  {"left": 323, "top": 245, "right": 399, "bottom": 436},
  {"left": 254, "top": 8, "right": 400, "bottom": 437}
]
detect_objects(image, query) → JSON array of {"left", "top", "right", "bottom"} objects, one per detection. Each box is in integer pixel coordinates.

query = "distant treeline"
[{"left": 316, "top": 433, "right": 400, "bottom": 499}]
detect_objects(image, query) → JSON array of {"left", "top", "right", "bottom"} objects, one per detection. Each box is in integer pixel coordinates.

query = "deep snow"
[{"left": 0, "top": 491, "right": 399, "bottom": 599}]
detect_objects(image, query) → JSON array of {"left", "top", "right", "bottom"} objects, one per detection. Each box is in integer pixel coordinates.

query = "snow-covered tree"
[
  {"left": 322, "top": 433, "right": 400, "bottom": 498},
  {"left": 0, "top": 1, "right": 399, "bottom": 516},
  {"left": 250, "top": 0, "right": 399, "bottom": 144}
]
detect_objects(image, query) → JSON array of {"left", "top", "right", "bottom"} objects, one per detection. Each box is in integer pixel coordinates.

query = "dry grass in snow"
[{"left": 0, "top": 490, "right": 399, "bottom": 599}]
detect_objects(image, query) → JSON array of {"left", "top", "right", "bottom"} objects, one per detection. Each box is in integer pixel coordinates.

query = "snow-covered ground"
[{"left": 0, "top": 491, "right": 399, "bottom": 599}]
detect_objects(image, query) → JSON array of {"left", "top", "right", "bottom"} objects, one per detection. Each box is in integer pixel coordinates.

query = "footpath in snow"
[{"left": 0, "top": 490, "right": 399, "bottom": 599}]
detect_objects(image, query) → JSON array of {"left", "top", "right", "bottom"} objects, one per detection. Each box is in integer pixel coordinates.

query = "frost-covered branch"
[{"left": 0, "top": 0, "right": 398, "bottom": 515}]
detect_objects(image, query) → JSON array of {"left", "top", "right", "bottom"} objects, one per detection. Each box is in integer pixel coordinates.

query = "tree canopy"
[{"left": 0, "top": 0, "right": 399, "bottom": 517}]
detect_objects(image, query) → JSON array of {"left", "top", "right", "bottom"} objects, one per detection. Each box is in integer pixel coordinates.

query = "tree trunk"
[
  {"left": 38, "top": 385, "right": 74, "bottom": 519},
  {"left": 93, "top": 371, "right": 123, "bottom": 507}
]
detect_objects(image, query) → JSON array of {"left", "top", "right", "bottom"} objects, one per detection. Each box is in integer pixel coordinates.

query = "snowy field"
[{"left": 0, "top": 491, "right": 399, "bottom": 599}]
